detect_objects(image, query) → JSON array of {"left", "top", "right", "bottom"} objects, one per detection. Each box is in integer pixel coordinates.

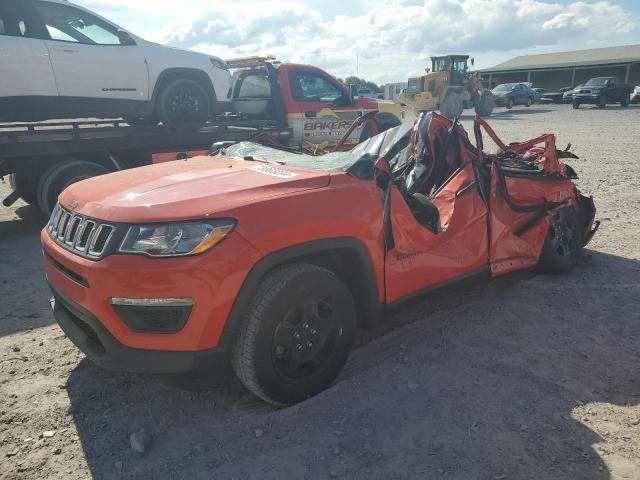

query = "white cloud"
[{"left": 75, "top": 0, "right": 639, "bottom": 84}]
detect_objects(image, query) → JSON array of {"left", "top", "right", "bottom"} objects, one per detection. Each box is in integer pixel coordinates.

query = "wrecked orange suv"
[{"left": 42, "top": 113, "right": 598, "bottom": 406}]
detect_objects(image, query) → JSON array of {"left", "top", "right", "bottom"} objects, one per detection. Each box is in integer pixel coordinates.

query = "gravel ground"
[{"left": 1, "top": 103, "right": 639, "bottom": 480}]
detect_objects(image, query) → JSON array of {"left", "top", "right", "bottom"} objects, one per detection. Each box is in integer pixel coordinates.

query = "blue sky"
[{"left": 76, "top": 0, "right": 640, "bottom": 83}]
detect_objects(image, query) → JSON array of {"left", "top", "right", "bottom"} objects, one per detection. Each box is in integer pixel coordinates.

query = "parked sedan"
[
  {"left": 539, "top": 87, "right": 572, "bottom": 104},
  {"left": 491, "top": 83, "right": 536, "bottom": 109}
]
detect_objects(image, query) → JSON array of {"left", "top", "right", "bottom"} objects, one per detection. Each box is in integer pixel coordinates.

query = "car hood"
[{"left": 58, "top": 156, "right": 330, "bottom": 223}]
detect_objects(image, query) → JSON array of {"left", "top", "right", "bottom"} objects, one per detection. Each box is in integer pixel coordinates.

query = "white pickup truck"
[{"left": 0, "top": 0, "right": 233, "bottom": 127}]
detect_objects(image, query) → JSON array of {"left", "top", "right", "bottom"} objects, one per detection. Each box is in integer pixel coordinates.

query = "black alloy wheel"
[
  {"left": 157, "top": 78, "right": 211, "bottom": 128},
  {"left": 272, "top": 299, "right": 341, "bottom": 382},
  {"left": 539, "top": 207, "right": 582, "bottom": 274}
]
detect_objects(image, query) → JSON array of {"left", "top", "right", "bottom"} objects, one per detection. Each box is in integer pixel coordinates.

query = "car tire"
[
  {"left": 506, "top": 97, "right": 514, "bottom": 109},
  {"left": 525, "top": 96, "right": 532, "bottom": 107},
  {"left": 156, "top": 78, "right": 211, "bottom": 128},
  {"left": 538, "top": 207, "right": 582, "bottom": 274},
  {"left": 9, "top": 171, "right": 43, "bottom": 206},
  {"left": 572, "top": 101, "right": 580, "bottom": 109},
  {"left": 231, "top": 263, "right": 356, "bottom": 406},
  {"left": 474, "top": 89, "right": 495, "bottom": 117},
  {"left": 621, "top": 95, "right": 629, "bottom": 107},
  {"left": 439, "top": 91, "right": 464, "bottom": 119},
  {"left": 37, "top": 160, "right": 109, "bottom": 215},
  {"left": 597, "top": 95, "right": 607, "bottom": 108}
]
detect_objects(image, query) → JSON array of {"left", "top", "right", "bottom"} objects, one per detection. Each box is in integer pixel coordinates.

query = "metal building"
[{"left": 481, "top": 44, "right": 640, "bottom": 89}]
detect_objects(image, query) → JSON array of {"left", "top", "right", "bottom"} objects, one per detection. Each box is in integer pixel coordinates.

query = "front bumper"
[
  {"left": 42, "top": 227, "right": 261, "bottom": 360},
  {"left": 572, "top": 94, "right": 600, "bottom": 104},
  {"left": 50, "top": 283, "right": 226, "bottom": 373},
  {"left": 493, "top": 96, "right": 508, "bottom": 106}
]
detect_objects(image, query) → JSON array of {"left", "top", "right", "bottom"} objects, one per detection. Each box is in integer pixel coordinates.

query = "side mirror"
[
  {"left": 470, "top": 57, "right": 475, "bottom": 66},
  {"left": 347, "top": 84, "right": 357, "bottom": 105},
  {"left": 117, "top": 30, "right": 135, "bottom": 46}
]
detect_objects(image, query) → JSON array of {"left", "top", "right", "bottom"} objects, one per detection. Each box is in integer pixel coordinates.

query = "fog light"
[{"left": 110, "top": 297, "right": 193, "bottom": 333}]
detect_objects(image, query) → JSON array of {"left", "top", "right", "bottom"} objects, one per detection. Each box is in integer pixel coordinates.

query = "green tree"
[{"left": 343, "top": 76, "right": 381, "bottom": 93}]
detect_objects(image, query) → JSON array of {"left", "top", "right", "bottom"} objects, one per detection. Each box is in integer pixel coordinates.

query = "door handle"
[
  {"left": 305, "top": 111, "right": 317, "bottom": 118},
  {"left": 54, "top": 48, "right": 78, "bottom": 54}
]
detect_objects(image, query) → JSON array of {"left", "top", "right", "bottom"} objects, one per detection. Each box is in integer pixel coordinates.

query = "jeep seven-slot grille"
[{"left": 47, "top": 204, "right": 115, "bottom": 259}]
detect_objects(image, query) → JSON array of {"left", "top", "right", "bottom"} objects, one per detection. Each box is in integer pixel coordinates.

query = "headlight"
[{"left": 119, "top": 220, "right": 236, "bottom": 257}]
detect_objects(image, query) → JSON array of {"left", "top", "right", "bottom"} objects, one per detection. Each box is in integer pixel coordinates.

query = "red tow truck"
[{"left": 1, "top": 56, "right": 402, "bottom": 215}]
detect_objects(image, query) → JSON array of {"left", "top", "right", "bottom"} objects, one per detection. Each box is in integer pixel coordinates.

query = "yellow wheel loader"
[{"left": 399, "top": 55, "right": 494, "bottom": 119}]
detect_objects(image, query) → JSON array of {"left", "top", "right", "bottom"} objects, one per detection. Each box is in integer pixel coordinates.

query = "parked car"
[
  {"left": 356, "top": 88, "right": 379, "bottom": 99},
  {"left": 562, "top": 84, "right": 584, "bottom": 103},
  {"left": 632, "top": 85, "right": 640, "bottom": 104},
  {"left": 572, "top": 77, "right": 631, "bottom": 109},
  {"left": 532, "top": 88, "right": 545, "bottom": 103},
  {"left": 491, "top": 83, "right": 535, "bottom": 108},
  {"left": 539, "top": 87, "right": 572, "bottom": 104},
  {"left": 0, "top": 0, "right": 233, "bottom": 126},
  {"left": 42, "top": 112, "right": 597, "bottom": 406}
]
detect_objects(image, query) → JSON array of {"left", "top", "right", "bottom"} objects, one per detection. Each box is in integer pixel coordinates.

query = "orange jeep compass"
[{"left": 42, "top": 113, "right": 598, "bottom": 406}]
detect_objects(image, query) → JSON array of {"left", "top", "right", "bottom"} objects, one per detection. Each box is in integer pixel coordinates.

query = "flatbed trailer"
[{"left": 0, "top": 118, "right": 290, "bottom": 214}]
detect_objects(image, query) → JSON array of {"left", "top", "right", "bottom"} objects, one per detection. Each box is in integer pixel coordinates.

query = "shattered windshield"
[{"left": 221, "top": 123, "right": 413, "bottom": 172}]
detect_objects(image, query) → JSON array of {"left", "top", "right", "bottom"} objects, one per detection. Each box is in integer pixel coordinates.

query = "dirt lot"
[{"left": 1, "top": 104, "right": 639, "bottom": 480}]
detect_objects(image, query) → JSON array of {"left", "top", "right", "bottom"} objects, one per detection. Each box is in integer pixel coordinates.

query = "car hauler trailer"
[{"left": 1, "top": 56, "right": 401, "bottom": 216}]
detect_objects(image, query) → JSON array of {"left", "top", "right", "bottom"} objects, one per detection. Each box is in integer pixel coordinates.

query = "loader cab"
[{"left": 431, "top": 55, "right": 470, "bottom": 87}]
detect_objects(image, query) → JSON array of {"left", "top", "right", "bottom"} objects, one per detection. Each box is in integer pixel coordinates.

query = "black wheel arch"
[
  {"left": 218, "top": 237, "right": 382, "bottom": 350},
  {"left": 151, "top": 68, "right": 218, "bottom": 113}
]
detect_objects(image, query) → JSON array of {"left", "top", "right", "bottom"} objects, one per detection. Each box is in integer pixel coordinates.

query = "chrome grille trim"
[{"left": 46, "top": 204, "right": 115, "bottom": 259}]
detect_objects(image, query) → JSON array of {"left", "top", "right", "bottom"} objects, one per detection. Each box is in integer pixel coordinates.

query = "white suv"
[{"left": 0, "top": 0, "right": 233, "bottom": 127}]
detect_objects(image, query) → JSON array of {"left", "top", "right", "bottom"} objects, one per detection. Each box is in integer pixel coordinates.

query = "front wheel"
[
  {"left": 538, "top": 208, "right": 582, "bottom": 274},
  {"left": 597, "top": 95, "right": 607, "bottom": 108},
  {"left": 572, "top": 101, "right": 580, "bottom": 109},
  {"left": 156, "top": 78, "right": 211, "bottom": 128},
  {"left": 439, "top": 92, "right": 463, "bottom": 119},
  {"left": 506, "top": 97, "right": 514, "bottom": 109},
  {"left": 525, "top": 96, "right": 532, "bottom": 107},
  {"left": 231, "top": 263, "right": 356, "bottom": 406},
  {"left": 474, "top": 89, "right": 495, "bottom": 117},
  {"left": 621, "top": 95, "right": 629, "bottom": 107}
]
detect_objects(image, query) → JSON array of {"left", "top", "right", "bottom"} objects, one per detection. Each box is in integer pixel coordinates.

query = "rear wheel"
[
  {"left": 156, "top": 78, "right": 211, "bottom": 128},
  {"left": 37, "top": 160, "right": 109, "bottom": 215},
  {"left": 474, "top": 89, "right": 495, "bottom": 117},
  {"left": 525, "top": 96, "right": 532, "bottom": 107},
  {"left": 621, "top": 94, "right": 629, "bottom": 107},
  {"left": 538, "top": 207, "right": 582, "bottom": 274},
  {"left": 231, "top": 263, "right": 356, "bottom": 406}
]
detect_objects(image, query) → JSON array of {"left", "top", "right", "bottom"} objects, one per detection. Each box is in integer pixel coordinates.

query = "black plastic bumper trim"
[{"left": 48, "top": 282, "right": 226, "bottom": 374}]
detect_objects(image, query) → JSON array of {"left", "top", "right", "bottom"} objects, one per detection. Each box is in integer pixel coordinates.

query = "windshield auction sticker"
[{"left": 248, "top": 165, "right": 299, "bottom": 179}]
